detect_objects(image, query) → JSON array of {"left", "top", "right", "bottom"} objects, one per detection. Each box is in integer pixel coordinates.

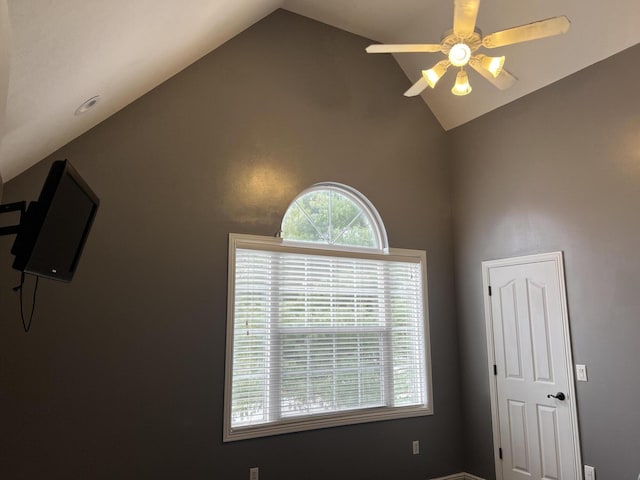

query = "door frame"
[{"left": 482, "top": 251, "right": 582, "bottom": 480}]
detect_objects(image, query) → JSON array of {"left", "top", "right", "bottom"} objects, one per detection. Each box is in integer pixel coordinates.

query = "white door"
[{"left": 483, "top": 252, "right": 582, "bottom": 480}]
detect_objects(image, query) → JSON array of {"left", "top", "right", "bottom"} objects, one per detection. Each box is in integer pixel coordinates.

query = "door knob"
[{"left": 547, "top": 392, "right": 566, "bottom": 401}]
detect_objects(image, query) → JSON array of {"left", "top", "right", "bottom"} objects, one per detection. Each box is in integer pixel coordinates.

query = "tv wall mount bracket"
[{"left": 0, "top": 201, "right": 27, "bottom": 237}]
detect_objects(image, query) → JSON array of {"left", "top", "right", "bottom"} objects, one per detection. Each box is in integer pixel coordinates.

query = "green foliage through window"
[{"left": 281, "top": 186, "right": 380, "bottom": 249}]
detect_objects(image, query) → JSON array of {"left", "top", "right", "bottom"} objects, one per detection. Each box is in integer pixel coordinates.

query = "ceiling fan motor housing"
[{"left": 440, "top": 28, "right": 483, "bottom": 57}]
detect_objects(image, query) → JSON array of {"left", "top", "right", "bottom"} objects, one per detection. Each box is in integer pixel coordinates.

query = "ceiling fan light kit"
[
  {"left": 366, "top": 0, "right": 570, "bottom": 98},
  {"left": 449, "top": 42, "right": 472, "bottom": 66},
  {"left": 477, "top": 54, "right": 505, "bottom": 77},
  {"left": 422, "top": 60, "right": 451, "bottom": 88},
  {"left": 452, "top": 70, "right": 472, "bottom": 96}
]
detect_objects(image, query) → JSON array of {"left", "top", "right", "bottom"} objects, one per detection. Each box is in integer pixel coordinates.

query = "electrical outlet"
[
  {"left": 250, "top": 467, "right": 259, "bottom": 480},
  {"left": 584, "top": 465, "right": 595, "bottom": 480},
  {"left": 412, "top": 440, "right": 420, "bottom": 455}
]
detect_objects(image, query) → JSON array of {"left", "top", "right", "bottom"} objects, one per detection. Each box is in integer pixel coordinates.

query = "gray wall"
[
  {"left": 451, "top": 44, "right": 640, "bottom": 479},
  {"left": 0, "top": 10, "right": 462, "bottom": 480}
]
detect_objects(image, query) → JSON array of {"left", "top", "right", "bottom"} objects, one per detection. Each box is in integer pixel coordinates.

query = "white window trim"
[{"left": 223, "top": 233, "right": 433, "bottom": 442}]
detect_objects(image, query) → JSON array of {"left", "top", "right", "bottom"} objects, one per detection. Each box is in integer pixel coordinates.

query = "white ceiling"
[{"left": 0, "top": 0, "right": 638, "bottom": 181}]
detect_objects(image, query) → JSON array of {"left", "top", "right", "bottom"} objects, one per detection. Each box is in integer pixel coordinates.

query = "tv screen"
[{"left": 11, "top": 160, "right": 100, "bottom": 282}]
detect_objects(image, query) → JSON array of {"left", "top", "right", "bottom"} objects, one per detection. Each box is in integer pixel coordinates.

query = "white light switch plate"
[
  {"left": 576, "top": 364, "right": 588, "bottom": 382},
  {"left": 584, "top": 465, "right": 595, "bottom": 480}
]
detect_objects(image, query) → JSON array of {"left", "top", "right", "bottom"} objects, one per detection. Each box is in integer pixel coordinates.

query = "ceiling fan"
[{"left": 366, "top": 0, "right": 570, "bottom": 97}]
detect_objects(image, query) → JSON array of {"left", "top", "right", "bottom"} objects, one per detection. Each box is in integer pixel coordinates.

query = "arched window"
[
  {"left": 224, "top": 183, "right": 432, "bottom": 442},
  {"left": 281, "top": 183, "right": 388, "bottom": 251}
]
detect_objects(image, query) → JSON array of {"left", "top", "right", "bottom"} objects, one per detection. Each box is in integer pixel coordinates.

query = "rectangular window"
[{"left": 224, "top": 234, "right": 432, "bottom": 441}]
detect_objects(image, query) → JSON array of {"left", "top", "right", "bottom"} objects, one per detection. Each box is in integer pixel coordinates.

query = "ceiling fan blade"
[
  {"left": 404, "top": 77, "right": 429, "bottom": 97},
  {"left": 482, "top": 15, "right": 570, "bottom": 48},
  {"left": 453, "top": 0, "right": 480, "bottom": 38},
  {"left": 366, "top": 44, "right": 441, "bottom": 54},
  {"left": 492, "top": 68, "right": 517, "bottom": 89},
  {"left": 470, "top": 59, "right": 517, "bottom": 90}
]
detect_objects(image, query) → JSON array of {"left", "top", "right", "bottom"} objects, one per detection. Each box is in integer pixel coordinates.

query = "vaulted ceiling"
[{"left": 0, "top": 0, "right": 638, "bottom": 181}]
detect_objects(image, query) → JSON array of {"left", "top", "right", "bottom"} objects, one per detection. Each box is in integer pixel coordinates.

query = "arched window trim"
[{"left": 280, "top": 182, "right": 389, "bottom": 253}]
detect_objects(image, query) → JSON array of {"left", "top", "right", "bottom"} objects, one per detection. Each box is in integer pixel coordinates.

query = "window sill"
[{"left": 223, "top": 403, "right": 433, "bottom": 442}]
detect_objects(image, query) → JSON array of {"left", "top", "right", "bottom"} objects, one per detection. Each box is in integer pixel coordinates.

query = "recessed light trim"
[{"left": 75, "top": 95, "right": 100, "bottom": 116}]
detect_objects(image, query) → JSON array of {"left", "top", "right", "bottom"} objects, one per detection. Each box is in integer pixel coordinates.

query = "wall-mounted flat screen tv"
[{"left": 11, "top": 160, "right": 100, "bottom": 282}]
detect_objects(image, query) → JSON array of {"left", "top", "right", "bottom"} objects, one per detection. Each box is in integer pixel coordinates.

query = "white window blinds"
[{"left": 224, "top": 234, "right": 432, "bottom": 441}]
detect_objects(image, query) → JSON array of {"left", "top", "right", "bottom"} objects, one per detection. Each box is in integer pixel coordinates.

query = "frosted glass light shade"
[
  {"left": 448, "top": 43, "right": 471, "bottom": 67},
  {"left": 422, "top": 61, "right": 451, "bottom": 88},
  {"left": 452, "top": 70, "right": 472, "bottom": 96},
  {"left": 477, "top": 54, "right": 505, "bottom": 77}
]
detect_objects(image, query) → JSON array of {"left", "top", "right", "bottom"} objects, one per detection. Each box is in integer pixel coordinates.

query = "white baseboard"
[{"left": 429, "top": 473, "right": 485, "bottom": 480}]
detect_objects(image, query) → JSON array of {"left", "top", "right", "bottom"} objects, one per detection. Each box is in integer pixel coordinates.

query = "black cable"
[{"left": 15, "top": 272, "right": 39, "bottom": 333}]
